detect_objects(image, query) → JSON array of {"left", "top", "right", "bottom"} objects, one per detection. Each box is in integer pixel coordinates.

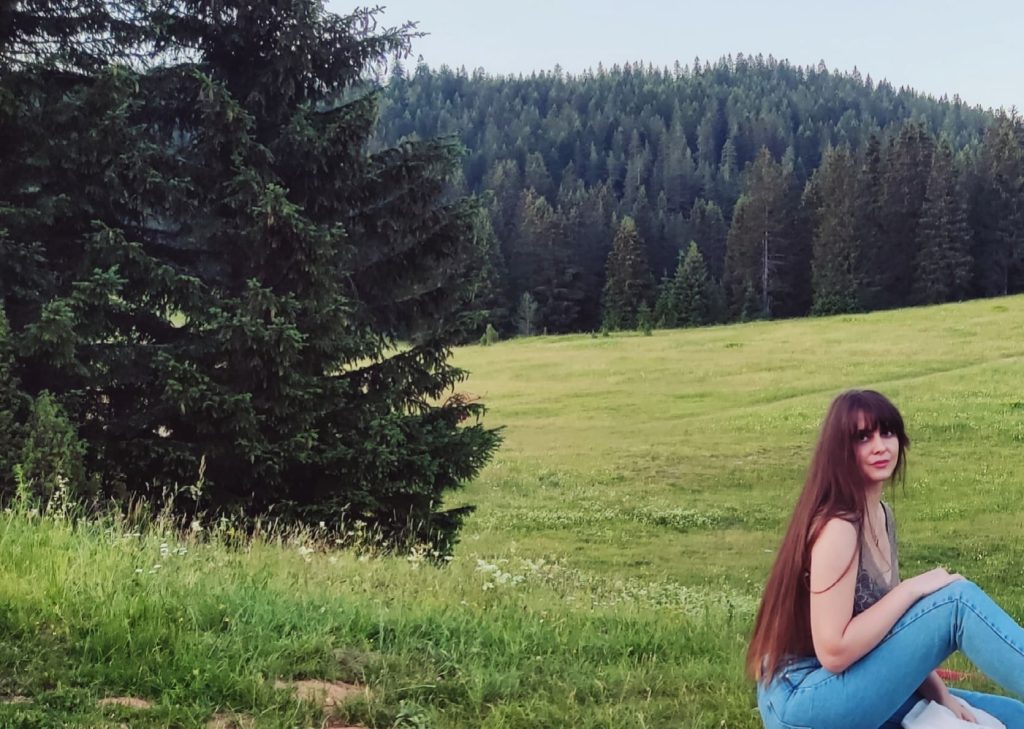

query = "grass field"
[{"left": 2, "top": 296, "right": 1024, "bottom": 727}]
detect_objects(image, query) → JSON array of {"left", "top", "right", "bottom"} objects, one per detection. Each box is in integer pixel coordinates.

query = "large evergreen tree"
[{"left": 0, "top": 1, "right": 500, "bottom": 546}]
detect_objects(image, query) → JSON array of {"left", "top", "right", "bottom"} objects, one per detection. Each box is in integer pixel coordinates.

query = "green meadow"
[{"left": 2, "top": 297, "right": 1024, "bottom": 728}]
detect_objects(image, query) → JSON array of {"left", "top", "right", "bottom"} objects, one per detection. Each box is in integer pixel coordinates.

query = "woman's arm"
[{"left": 809, "top": 518, "right": 963, "bottom": 673}]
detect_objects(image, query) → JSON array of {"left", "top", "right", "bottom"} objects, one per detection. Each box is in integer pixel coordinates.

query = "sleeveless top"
[{"left": 852, "top": 501, "right": 900, "bottom": 616}]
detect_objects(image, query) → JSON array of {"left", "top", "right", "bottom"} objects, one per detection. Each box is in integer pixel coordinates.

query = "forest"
[{"left": 377, "top": 58, "right": 1024, "bottom": 334}]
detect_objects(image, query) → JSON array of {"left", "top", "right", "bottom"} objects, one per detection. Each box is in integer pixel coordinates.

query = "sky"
[{"left": 327, "top": 0, "right": 1024, "bottom": 112}]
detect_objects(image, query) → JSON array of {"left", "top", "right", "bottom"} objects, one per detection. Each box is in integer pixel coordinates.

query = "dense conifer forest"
[{"left": 377, "top": 57, "right": 1024, "bottom": 336}]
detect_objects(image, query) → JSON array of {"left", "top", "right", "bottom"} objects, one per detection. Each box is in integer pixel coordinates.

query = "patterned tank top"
[{"left": 852, "top": 501, "right": 900, "bottom": 616}]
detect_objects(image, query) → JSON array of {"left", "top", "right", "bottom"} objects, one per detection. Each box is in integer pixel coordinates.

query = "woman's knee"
[{"left": 936, "top": 579, "right": 983, "bottom": 602}]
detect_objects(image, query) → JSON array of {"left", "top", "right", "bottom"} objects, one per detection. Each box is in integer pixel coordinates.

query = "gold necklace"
[{"left": 869, "top": 522, "right": 881, "bottom": 549}]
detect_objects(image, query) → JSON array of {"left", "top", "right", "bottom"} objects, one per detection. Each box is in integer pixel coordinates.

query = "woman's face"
[{"left": 854, "top": 415, "right": 900, "bottom": 485}]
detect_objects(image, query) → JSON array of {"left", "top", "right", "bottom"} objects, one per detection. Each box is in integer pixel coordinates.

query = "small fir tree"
[
  {"left": 515, "top": 292, "right": 539, "bottom": 336},
  {"left": 636, "top": 302, "right": 654, "bottom": 335},
  {"left": 653, "top": 274, "right": 679, "bottom": 328},
  {"left": 601, "top": 216, "right": 654, "bottom": 330},
  {"left": 0, "top": 308, "right": 28, "bottom": 494},
  {"left": 19, "top": 391, "right": 89, "bottom": 506},
  {"left": 676, "top": 241, "right": 711, "bottom": 327}
]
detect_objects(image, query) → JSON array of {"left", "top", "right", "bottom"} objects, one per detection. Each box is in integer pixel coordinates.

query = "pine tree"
[
  {"left": 462, "top": 212, "right": 511, "bottom": 337},
  {"left": 654, "top": 273, "right": 679, "bottom": 328},
  {"left": 508, "top": 190, "right": 584, "bottom": 333},
  {"left": 878, "top": 121, "right": 935, "bottom": 308},
  {"left": 808, "top": 146, "right": 861, "bottom": 315},
  {"left": 969, "top": 112, "right": 1024, "bottom": 297},
  {"left": 601, "top": 216, "right": 655, "bottom": 330},
  {"left": 911, "top": 141, "right": 974, "bottom": 304},
  {"left": 723, "top": 148, "right": 809, "bottom": 319},
  {"left": 689, "top": 198, "right": 728, "bottom": 280}
]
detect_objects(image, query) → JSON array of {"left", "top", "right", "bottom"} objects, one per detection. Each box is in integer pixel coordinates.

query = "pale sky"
[{"left": 327, "top": 0, "right": 1024, "bottom": 112}]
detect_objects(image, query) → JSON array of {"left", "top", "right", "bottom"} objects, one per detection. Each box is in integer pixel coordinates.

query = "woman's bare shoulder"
[{"left": 810, "top": 513, "right": 858, "bottom": 546}]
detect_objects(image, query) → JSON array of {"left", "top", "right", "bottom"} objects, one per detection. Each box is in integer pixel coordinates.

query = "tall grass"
[{"left": 3, "top": 295, "right": 1024, "bottom": 727}]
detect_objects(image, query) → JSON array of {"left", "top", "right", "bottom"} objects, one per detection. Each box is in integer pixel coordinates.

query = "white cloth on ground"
[{"left": 901, "top": 696, "right": 1005, "bottom": 729}]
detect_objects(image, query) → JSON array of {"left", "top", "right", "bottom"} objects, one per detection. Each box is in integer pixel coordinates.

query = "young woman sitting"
[{"left": 747, "top": 389, "right": 1024, "bottom": 729}]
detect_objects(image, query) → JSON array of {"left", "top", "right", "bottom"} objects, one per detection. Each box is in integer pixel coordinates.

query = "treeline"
[{"left": 378, "top": 59, "right": 1024, "bottom": 334}]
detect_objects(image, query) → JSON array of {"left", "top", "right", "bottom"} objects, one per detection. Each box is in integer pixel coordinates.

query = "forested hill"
[{"left": 376, "top": 58, "right": 1024, "bottom": 336}]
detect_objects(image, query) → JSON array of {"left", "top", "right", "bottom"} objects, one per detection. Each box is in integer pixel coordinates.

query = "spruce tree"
[
  {"left": 855, "top": 133, "right": 888, "bottom": 310},
  {"left": 601, "top": 216, "right": 654, "bottom": 330},
  {"left": 911, "top": 141, "right": 974, "bottom": 304},
  {"left": 0, "top": 1, "right": 501, "bottom": 546}
]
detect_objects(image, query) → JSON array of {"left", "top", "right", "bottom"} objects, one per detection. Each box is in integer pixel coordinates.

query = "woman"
[{"left": 747, "top": 389, "right": 1024, "bottom": 729}]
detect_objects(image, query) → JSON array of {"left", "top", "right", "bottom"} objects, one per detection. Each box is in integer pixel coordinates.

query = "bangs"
[{"left": 846, "top": 390, "right": 908, "bottom": 443}]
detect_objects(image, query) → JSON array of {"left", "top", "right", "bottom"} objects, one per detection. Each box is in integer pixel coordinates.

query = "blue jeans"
[{"left": 757, "top": 581, "right": 1024, "bottom": 729}]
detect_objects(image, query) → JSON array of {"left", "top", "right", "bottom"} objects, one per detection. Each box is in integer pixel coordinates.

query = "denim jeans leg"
[
  {"left": 948, "top": 689, "right": 1024, "bottom": 729},
  {"left": 758, "top": 664, "right": 819, "bottom": 729},
  {"left": 880, "top": 689, "right": 1024, "bottom": 729},
  {"left": 772, "top": 581, "right": 1024, "bottom": 729}
]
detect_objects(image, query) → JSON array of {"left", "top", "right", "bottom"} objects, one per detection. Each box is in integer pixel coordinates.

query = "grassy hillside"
[{"left": 3, "top": 297, "right": 1024, "bottom": 727}]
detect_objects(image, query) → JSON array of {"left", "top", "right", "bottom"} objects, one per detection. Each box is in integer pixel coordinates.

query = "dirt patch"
[
  {"left": 206, "top": 711, "right": 361, "bottom": 729},
  {"left": 0, "top": 695, "right": 31, "bottom": 704},
  {"left": 205, "top": 714, "right": 255, "bottom": 729},
  {"left": 98, "top": 696, "right": 154, "bottom": 709},
  {"left": 274, "top": 679, "right": 365, "bottom": 707}
]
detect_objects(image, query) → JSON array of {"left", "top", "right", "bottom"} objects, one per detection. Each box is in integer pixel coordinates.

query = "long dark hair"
[{"left": 746, "top": 390, "right": 910, "bottom": 682}]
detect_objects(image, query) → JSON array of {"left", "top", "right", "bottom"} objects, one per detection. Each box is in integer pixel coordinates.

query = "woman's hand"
[
  {"left": 939, "top": 694, "right": 978, "bottom": 723},
  {"left": 905, "top": 568, "right": 964, "bottom": 600}
]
